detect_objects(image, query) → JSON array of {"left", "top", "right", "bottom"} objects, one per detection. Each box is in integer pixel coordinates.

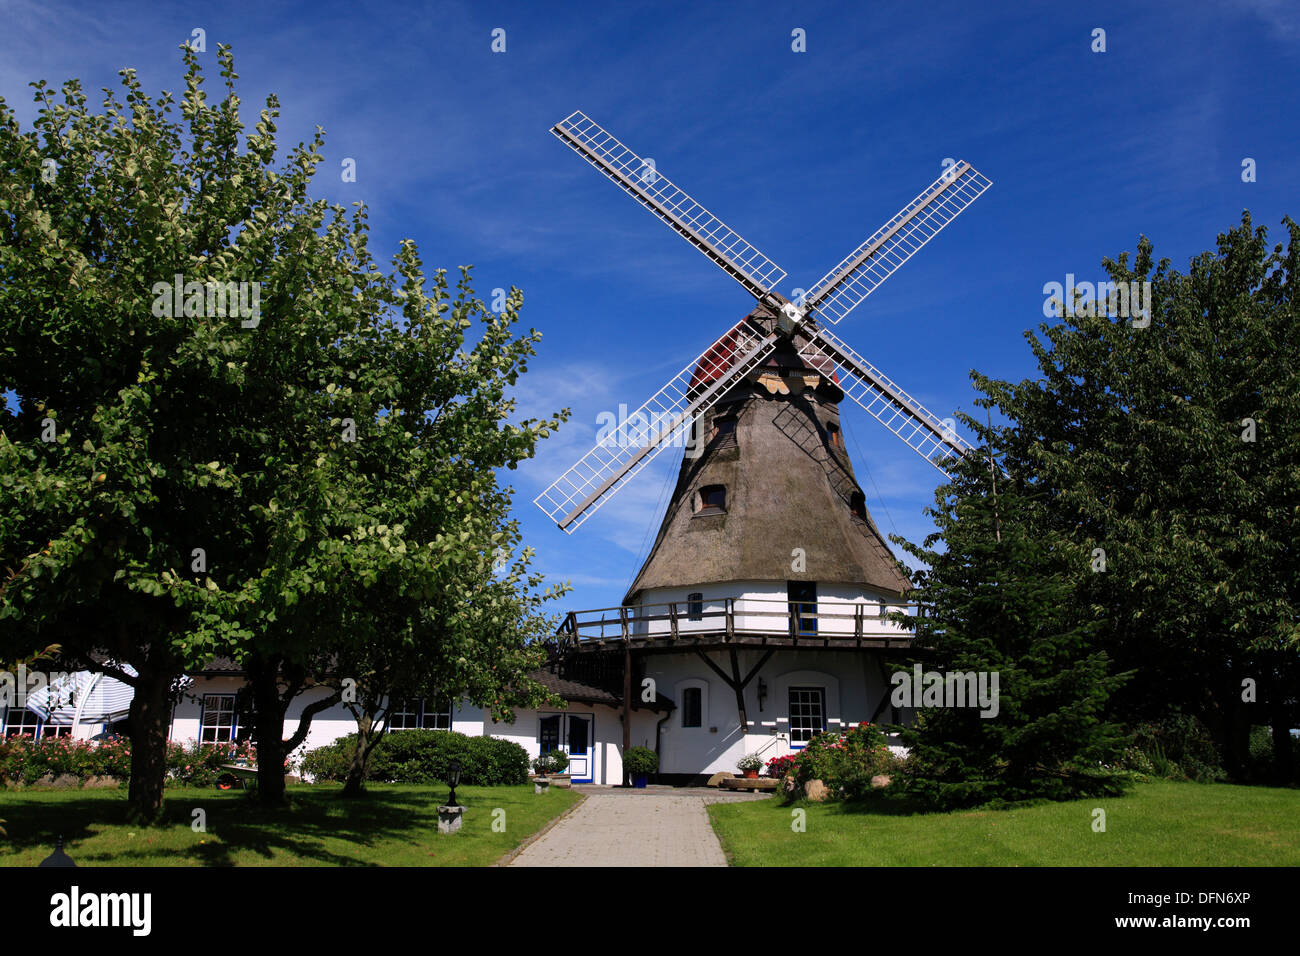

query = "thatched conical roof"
[{"left": 625, "top": 315, "right": 912, "bottom": 603}]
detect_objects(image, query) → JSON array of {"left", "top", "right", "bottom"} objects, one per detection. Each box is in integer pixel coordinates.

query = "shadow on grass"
[
  {"left": 0, "top": 786, "right": 450, "bottom": 866},
  {"left": 770, "top": 789, "right": 928, "bottom": 817}
]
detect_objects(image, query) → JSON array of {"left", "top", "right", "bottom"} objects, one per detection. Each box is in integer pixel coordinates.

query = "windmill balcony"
[{"left": 556, "top": 596, "right": 920, "bottom": 654}]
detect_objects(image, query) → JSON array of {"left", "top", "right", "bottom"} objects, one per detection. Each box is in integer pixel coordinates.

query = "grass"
[
  {"left": 707, "top": 780, "right": 1300, "bottom": 866},
  {"left": 0, "top": 783, "right": 580, "bottom": 866}
]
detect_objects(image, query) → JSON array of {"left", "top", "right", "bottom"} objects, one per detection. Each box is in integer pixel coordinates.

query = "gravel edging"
[{"left": 493, "top": 790, "right": 588, "bottom": 867}]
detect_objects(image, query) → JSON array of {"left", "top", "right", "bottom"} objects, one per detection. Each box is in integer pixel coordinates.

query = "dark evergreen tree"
[
  {"left": 975, "top": 213, "right": 1300, "bottom": 781},
  {"left": 893, "top": 438, "right": 1130, "bottom": 810}
]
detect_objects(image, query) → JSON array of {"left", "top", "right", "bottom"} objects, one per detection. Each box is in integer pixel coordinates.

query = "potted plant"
[
  {"left": 737, "top": 754, "right": 764, "bottom": 779},
  {"left": 623, "top": 746, "right": 658, "bottom": 788},
  {"left": 532, "top": 750, "right": 569, "bottom": 778}
]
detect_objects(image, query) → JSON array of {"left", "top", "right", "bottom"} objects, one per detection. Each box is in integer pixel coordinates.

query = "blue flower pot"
[{"left": 633, "top": 773, "right": 648, "bottom": 788}]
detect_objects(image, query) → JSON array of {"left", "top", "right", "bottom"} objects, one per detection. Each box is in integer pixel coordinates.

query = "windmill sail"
[
  {"left": 801, "top": 325, "right": 973, "bottom": 476},
  {"left": 552, "top": 111, "right": 787, "bottom": 301},
  {"left": 803, "top": 162, "right": 992, "bottom": 326},
  {"left": 535, "top": 317, "right": 779, "bottom": 532}
]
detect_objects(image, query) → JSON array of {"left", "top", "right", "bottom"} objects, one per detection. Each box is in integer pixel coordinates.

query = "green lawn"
[
  {"left": 0, "top": 783, "right": 580, "bottom": 866},
  {"left": 708, "top": 781, "right": 1300, "bottom": 866}
]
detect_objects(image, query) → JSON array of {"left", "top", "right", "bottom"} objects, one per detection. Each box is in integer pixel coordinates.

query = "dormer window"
[
  {"left": 695, "top": 485, "right": 726, "bottom": 515},
  {"left": 850, "top": 491, "right": 866, "bottom": 518},
  {"left": 712, "top": 415, "right": 738, "bottom": 448}
]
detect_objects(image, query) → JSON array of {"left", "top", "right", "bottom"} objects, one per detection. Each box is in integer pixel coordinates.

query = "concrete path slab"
[{"left": 508, "top": 789, "right": 767, "bottom": 867}]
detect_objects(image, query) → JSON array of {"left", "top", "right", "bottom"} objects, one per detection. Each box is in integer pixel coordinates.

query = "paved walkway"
[{"left": 508, "top": 787, "right": 767, "bottom": 867}]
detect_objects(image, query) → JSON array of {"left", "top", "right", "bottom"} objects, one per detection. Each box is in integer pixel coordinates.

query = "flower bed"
[
  {"left": 0, "top": 735, "right": 130, "bottom": 786},
  {"left": 771, "top": 723, "right": 898, "bottom": 801},
  {"left": 0, "top": 735, "right": 257, "bottom": 788}
]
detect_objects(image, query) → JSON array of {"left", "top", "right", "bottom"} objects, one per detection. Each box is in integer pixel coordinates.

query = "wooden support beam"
[
  {"left": 740, "top": 648, "right": 775, "bottom": 688},
  {"left": 623, "top": 636, "right": 632, "bottom": 786},
  {"left": 693, "top": 647, "right": 734, "bottom": 686},
  {"left": 728, "top": 647, "right": 748, "bottom": 735},
  {"left": 870, "top": 653, "right": 896, "bottom": 723}
]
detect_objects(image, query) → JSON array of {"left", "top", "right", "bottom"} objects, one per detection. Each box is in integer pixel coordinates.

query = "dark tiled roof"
[{"left": 197, "top": 656, "right": 244, "bottom": 675}]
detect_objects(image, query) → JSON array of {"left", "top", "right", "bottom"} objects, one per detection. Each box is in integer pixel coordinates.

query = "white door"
[
  {"left": 565, "top": 715, "right": 593, "bottom": 782},
  {"left": 539, "top": 713, "right": 595, "bottom": 783}
]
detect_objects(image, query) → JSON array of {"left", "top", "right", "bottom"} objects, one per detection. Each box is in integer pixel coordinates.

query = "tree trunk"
[
  {"left": 126, "top": 666, "right": 174, "bottom": 823},
  {"left": 1218, "top": 673, "right": 1251, "bottom": 780},
  {"left": 1269, "top": 664, "right": 1294, "bottom": 785},
  {"left": 248, "top": 652, "right": 288, "bottom": 806},
  {"left": 342, "top": 710, "right": 377, "bottom": 798}
]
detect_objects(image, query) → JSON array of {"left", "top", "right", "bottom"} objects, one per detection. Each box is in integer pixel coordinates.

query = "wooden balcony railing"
[{"left": 556, "top": 596, "right": 920, "bottom": 653}]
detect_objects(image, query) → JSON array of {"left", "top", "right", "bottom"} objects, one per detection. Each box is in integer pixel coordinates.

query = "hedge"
[{"left": 301, "top": 730, "right": 530, "bottom": 786}]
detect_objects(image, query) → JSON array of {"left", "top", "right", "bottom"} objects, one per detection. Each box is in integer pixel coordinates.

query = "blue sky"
[{"left": 3, "top": 0, "right": 1298, "bottom": 614}]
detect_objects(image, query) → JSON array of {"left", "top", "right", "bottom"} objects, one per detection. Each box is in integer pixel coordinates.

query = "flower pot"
[
  {"left": 632, "top": 773, "right": 648, "bottom": 788},
  {"left": 742, "top": 769, "right": 758, "bottom": 779}
]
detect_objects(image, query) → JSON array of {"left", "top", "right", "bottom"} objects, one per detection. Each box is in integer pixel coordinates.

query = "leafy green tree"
[
  {"left": 894, "top": 436, "right": 1130, "bottom": 810},
  {"left": 1, "top": 48, "right": 274, "bottom": 819},
  {"left": 0, "top": 46, "right": 568, "bottom": 817},
  {"left": 242, "top": 263, "right": 568, "bottom": 801},
  {"left": 975, "top": 213, "right": 1300, "bottom": 781}
]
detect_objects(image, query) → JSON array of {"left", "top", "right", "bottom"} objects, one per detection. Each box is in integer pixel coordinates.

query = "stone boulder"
[
  {"left": 803, "top": 779, "right": 829, "bottom": 802},
  {"left": 871, "top": 774, "right": 892, "bottom": 789},
  {"left": 706, "top": 772, "right": 735, "bottom": 787},
  {"left": 51, "top": 773, "right": 80, "bottom": 790},
  {"left": 84, "top": 775, "right": 121, "bottom": 789}
]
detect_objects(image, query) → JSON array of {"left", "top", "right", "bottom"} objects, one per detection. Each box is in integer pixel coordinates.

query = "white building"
[{"left": 2, "top": 334, "right": 917, "bottom": 785}]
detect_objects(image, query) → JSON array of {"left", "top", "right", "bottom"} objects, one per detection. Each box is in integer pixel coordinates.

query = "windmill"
[{"left": 534, "top": 110, "right": 992, "bottom": 535}]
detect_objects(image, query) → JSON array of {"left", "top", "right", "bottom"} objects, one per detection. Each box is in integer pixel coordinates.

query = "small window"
[
  {"left": 422, "top": 700, "right": 453, "bottom": 730},
  {"left": 696, "top": 485, "right": 726, "bottom": 514},
  {"left": 687, "top": 592, "right": 703, "bottom": 621},
  {"left": 712, "top": 415, "right": 738, "bottom": 448},
  {"left": 682, "top": 687, "right": 702, "bottom": 727},
  {"left": 850, "top": 491, "right": 866, "bottom": 518},
  {"left": 389, "top": 698, "right": 452, "bottom": 731},
  {"left": 200, "top": 694, "right": 239, "bottom": 744},
  {"left": 788, "top": 580, "right": 817, "bottom": 635},
  {"left": 539, "top": 714, "right": 562, "bottom": 753},
  {"left": 827, "top": 421, "right": 843, "bottom": 449},
  {"left": 2, "top": 707, "right": 40, "bottom": 739}
]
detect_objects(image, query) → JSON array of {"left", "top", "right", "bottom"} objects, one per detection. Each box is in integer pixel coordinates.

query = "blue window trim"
[{"left": 2, "top": 706, "right": 43, "bottom": 738}]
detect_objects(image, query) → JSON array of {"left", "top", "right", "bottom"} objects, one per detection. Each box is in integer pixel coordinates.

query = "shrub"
[
  {"left": 1120, "top": 715, "right": 1226, "bottom": 783},
  {"left": 300, "top": 730, "right": 529, "bottom": 786},
  {"left": 784, "top": 723, "right": 894, "bottom": 800},
  {"left": 164, "top": 739, "right": 256, "bottom": 788},
  {"left": 300, "top": 739, "right": 351, "bottom": 782},
  {"left": 623, "top": 746, "right": 658, "bottom": 776},
  {"left": 0, "top": 735, "right": 133, "bottom": 785}
]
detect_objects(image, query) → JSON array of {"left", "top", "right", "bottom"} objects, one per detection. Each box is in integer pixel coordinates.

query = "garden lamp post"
[
  {"left": 446, "top": 759, "right": 462, "bottom": 808},
  {"left": 38, "top": 835, "right": 76, "bottom": 868}
]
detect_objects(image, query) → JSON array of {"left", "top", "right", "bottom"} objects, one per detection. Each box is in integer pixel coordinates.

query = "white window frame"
[
  {"left": 388, "top": 697, "right": 453, "bottom": 732},
  {"left": 788, "top": 686, "right": 826, "bottom": 747},
  {"left": 2, "top": 706, "right": 40, "bottom": 738},
  {"left": 676, "top": 678, "right": 709, "bottom": 731},
  {"left": 199, "top": 694, "right": 239, "bottom": 744}
]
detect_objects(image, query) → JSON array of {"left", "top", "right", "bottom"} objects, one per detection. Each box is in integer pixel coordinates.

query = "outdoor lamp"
[
  {"left": 38, "top": 835, "right": 76, "bottom": 868},
  {"left": 447, "top": 759, "right": 463, "bottom": 807}
]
